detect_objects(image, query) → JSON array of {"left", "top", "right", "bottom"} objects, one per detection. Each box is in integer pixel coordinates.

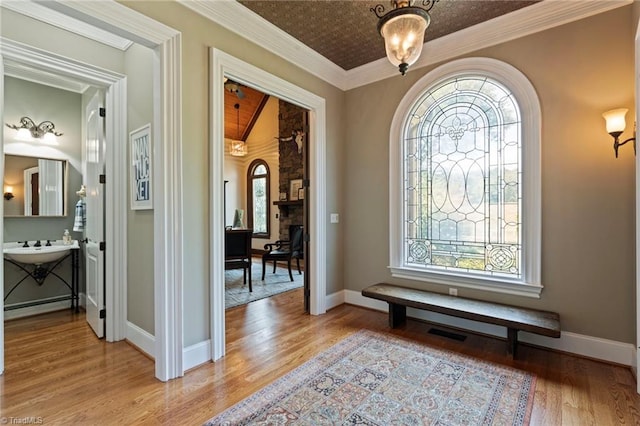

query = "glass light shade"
[
  {"left": 42, "top": 132, "right": 58, "bottom": 144},
  {"left": 602, "top": 108, "right": 628, "bottom": 134},
  {"left": 229, "top": 140, "right": 248, "bottom": 157},
  {"left": 4, "top": 186, "right": 13, "bottom": 194},
  {"left": 15, "top": 128, "right": 32, "bottom": 141},
  {"left": 380, "top": 13, "right": 428, "bottom": 68}
]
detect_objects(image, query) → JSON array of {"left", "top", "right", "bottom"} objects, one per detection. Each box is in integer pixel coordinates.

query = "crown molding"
[
  {"left": 0, "top": 0, "right": 133, "bottom": 51},
  {"left": 178, "top": 0, "right": 348, "bottom": 90},
  {"left": 181, "top": 0, "right": 631, "bottom": 92},
  {"left": 345, "top": 0, "right": 632, "bottom": 89}
]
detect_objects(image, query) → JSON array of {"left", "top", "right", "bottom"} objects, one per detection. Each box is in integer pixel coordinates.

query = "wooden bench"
[{"left": 362, "top": 283, "right": 560, "bottom": 358}]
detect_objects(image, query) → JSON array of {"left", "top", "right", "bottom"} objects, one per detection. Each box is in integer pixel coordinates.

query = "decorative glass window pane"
[
  {"left": 254, "top": 164, "right": 267, "bottom": 176},
  {"left": 253, "top": 177, "right": 267, "bottom": 233},
  {"left": 404, "top": 76, "right": 522, "bottom": 280},
  {"left": 248, "top": 159, "right": 270, "bottom": 237}
]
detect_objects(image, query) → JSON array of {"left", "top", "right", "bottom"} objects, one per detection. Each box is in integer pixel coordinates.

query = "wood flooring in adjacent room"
[{"left": 1, "top": 288, "right": 639, "bottom": 424}]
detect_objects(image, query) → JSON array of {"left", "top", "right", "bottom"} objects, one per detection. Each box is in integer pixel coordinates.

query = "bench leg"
[
  {"left": 507, "top": 328, "right": 518, "bottom": 358},
  {"left": 388, "top": 303, "right": 406, "bottom": 328}
]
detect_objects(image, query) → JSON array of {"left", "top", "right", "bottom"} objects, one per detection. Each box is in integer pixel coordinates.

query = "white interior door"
[{"left": 85, "top": 91, "right": 106, "bottom": 338}]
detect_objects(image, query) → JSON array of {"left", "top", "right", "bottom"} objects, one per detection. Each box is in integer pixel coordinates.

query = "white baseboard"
[
  {"left": 344, "top": 289, "right": 636, "bottom": 367},
  {"left": 183, "top": 339, "right": 211, "bottom": 371},
  {"left": 326, "top": 290, "right": 345, "bottom": 310},
  {"left": 4, "top": 299, "right": 73, "bottom": 320},
  {"left": 125, "top": 322, "right": 214, "bottom": 370},
  {"left": 126, "top": 321, "right": 155, "bottom": 358}
]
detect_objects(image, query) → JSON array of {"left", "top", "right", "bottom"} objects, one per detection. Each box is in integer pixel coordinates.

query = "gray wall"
[
  {"left": 344, "top": 6, "right": 636, "bottom": 343},
  {"left": 3, "top": 76, "right": 82, "bottom": 306},
  {"left": 125, "top": 44, "right": 155, "bottom": 335}
]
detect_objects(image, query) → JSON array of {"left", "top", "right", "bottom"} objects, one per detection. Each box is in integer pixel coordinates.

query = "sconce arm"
[{"left": 612, "top": 133, "right": 636, "bottom": 158}]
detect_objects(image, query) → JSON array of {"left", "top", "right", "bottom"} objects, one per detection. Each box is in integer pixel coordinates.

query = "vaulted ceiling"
[{"left": 224, "top": 81, "right": 269, "bottom": 141}]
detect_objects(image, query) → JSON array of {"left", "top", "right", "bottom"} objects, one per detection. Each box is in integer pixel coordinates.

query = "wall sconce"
[
  {"left": 603, "top": 108, "right": 636, "bottom": 158},
  {"left": 4, "top": 186, "right": 14, "bottom": 201},
  {"left": 371, "top": 0, "right": 439, "bottom": 76},
  {"left": 5, "top": 116, "right": 63, "bottom": 143}
]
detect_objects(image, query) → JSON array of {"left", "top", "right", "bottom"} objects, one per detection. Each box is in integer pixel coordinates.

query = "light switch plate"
[{"left": 330, "top": 213, "right": 339, "bottom": 223}]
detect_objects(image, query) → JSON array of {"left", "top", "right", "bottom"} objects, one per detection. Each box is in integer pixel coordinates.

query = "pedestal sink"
[{"left": 3, "top": 240, "right": 79, "bottom": 265}]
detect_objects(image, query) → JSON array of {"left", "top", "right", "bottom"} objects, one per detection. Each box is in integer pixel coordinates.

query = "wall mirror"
[{"left": 3, "top": 154, "right": 68, "bottom": 217}]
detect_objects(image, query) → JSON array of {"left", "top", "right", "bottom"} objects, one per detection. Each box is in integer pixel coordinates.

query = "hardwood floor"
[{"left": 1, "top": 288, "right": 639, "bottom": 424}]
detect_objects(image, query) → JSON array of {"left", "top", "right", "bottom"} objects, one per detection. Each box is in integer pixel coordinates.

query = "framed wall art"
[{"left": 130, "top": 124, "right": 153, "bottom": 210}]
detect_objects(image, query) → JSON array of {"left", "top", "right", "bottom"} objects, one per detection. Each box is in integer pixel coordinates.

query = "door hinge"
[
  {"left": 99, "top": 241, "right": 106, "bottom": 251},
  {"left": 304, "top": 234, "right": 310, "bottom": 243},
  {"left": 303, "top": 179, "right": 310, "bottom": 187},
  {"left": 99, "top": 107, "right": 106, "bottom": 118},
  {"left": 99, "top": 309, "right": 106, "bottom": 319},
  {"left": 99, "top": 174, "right": 106, "bottom": 184}
]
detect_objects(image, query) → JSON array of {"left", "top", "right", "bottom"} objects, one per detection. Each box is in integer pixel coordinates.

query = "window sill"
[{"left": 388, "top": 266, "right": 543, "bottom": 298}]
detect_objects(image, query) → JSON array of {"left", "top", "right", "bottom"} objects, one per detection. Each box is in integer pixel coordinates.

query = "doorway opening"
[
  {"left": 1, "top": 1, "right": 183, "bottom": 381},
  {"left": 210, "top": 49, "right": 327, "bottom": 362},
  {"left": 223, "top": 84, "right": 309, "bottom": 311},
  {"left": 0, "top": 40, "right": 126, "bottom": 369}
]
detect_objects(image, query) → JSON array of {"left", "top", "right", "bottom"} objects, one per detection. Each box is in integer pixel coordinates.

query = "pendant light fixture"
[
  {"left": 229, "top": 103, "right": 248, "bottom": 157},
  {"left": 371, "top": 0, "right": 439, "bottom": 76}
]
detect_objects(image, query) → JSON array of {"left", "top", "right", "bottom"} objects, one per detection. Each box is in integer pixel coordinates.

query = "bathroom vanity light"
[
  {"left": 5, "top": 116, "right": 63, "bottom": 143},
  {"left": 4, "top": 186, "right": 14, "bottom": 201}
]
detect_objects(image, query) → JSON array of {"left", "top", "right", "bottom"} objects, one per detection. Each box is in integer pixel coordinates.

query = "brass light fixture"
[
  {"left": 371, "top": 0, "right": 438, "bottom": 76},
  {"left": 5, "top": 116, "right": 63, "bottom": 143},
  {"left": 602, "top": 108, "right": 636, "bottom": 158},
  {"left": 229, "top": 103, "right": 248, "bottom": 157}
]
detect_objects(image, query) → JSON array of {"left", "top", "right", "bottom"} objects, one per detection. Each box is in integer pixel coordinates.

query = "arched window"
[
  {"left": 247, "top": 159, "right": 270, "bottom": 238},
  {"left": 389, "top": 58, "right": 541, "bottom": 297}
]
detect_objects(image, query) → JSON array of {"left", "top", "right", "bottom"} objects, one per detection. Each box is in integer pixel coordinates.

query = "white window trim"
[{"left": 389, "top": 57, "right": 542, "bottom": 298}]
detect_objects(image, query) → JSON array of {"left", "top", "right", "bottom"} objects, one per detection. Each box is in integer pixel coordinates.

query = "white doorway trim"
[
  {"left": 209, "top": 49, "right": 327, "bottom": 360},
  {"left": 43, "top": 0, "right": 184, "bottom": 381},
  {"left": 0, "top": 0, "right": 183, "bottom": 381},
  {"left": 0, "top": 46, "right": 5, "bottom": 374},
  {"left": 634, "top": 7, "right": 640, "bottom": 394}
]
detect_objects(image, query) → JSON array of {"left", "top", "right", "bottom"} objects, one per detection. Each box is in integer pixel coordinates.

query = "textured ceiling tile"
[{"left": 239, "top": 0, "right": 539, "bottom": 70}]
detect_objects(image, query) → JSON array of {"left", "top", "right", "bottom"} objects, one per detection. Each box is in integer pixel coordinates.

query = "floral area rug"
[
  {"left": 205, "top": 330, "right": 535, "bottom": 425},
  {"left": 226, "top": 261, "right": 303, "bottom": 309}
]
